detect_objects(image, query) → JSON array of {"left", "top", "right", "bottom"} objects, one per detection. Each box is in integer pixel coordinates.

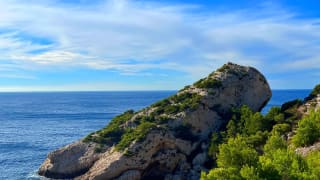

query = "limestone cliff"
[{"left": 38, "top": 62, "right": 272, "bottom": 180}]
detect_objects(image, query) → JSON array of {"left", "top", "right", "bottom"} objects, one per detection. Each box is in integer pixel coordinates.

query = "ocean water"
[
  {"left": 261, "top": 90, "right": 310, "bottom": 114},
  {"left": 0, "top": 90, "right": 311, "bottom": 180}
]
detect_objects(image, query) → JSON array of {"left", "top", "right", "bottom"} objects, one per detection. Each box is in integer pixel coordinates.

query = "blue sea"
[{"left": 0, "top": 90, "right": 311, "bottom": 180}]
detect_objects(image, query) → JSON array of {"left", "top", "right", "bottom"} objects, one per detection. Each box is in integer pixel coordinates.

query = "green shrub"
[
  {"left": 83, "top": 132, "right": 95, "bottom": 142},
  {"left": 179, "top": 85, "right": 191, "bottom": 92},
  {"left": 259, "top": 135, "right": 309, "bottom": 179},
  {"left": 306, "top": 151, "right": 320, "bottom": 178},
  {"left": 292, "top": 110, "right": 320, "bottom": 147},
  {"left": 216, "top": 64, "right": 230, "bottom": 73},
  {"left": 83, "top": 109, "right": 135, "bottom": 145},
  {"left": 194, "top": 78, "right": 222, "bottom": 89},
  {"left": 201, "top": 167, "right": 242, "bottom": 180},
  {"left": 217, "top": 136, "right": 259, "bottom": 169},
  {"left": 177, "top": 93, "right": 202, "bottom": 111},
  {"left": 263, "top": 133, "right": 287, "bottom": 156},
  {"left": 265, "top": 107, "right": 284, "bottom": 123},
  {"left": 271, "top": 123, "right": 291, "bottom": 135},
  {"left": 152, "top": 92, "right": 202, "bottom": 115},
  {"left": 225, "top": 119, "right": 237, "bottom": 138},
  {"left": 115, "top": 121, "right": 157, "bottom": 151},
  {"left": 208, "top": 133, "right": 221, "bottom": 159},
  {"left": 171, "top": 92, "right": 192, "bottom": 102},
  {"left": 216, "top": 64, "right": 248, "bottom": 78},
  {"left": 164, "top": 104, "right": 180, "bottom": 114},
  {"left": 152, "top": 99, "right": 170, "bottom": 108},
  {"left": 239, "top": 165, "right": 262, "bottom": 180},
  {"left": 230, "top": 105, "right": 273, "bottom": 136},
  {"left": 259, "top": 149, "right": 307, "bottom": 179},
  {"left": 115, "top": 129, "right": 134, "bottom": 151},
  {"left": 305, "top": 84, "right": 320, "bottom": 101},
  {"left": 246, "top": 131, "right": 269, "bottom": 148},
  {"left": 203, "top": 104, "right": 320, "bottom": 180},
  {"left": 310, "top": 84, "right": 320, "bottom": 97}
]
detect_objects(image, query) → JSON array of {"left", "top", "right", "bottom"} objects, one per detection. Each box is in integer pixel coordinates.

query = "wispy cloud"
[{"left": 0, "top": 0, "right": 319, "bottom": 88}]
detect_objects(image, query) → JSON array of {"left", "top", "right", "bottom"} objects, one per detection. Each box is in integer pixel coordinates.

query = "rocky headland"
[{"left": 38, "top": 62, "right": 272, "bottom": 179}]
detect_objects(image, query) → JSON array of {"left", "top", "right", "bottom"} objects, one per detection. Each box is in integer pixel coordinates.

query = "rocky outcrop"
[
  {"left": 292, "top": 87, "right": 320, "bottom": 156},
  {"left": 38, "top": 141, "right": 101, "bottom": 179},
  {"left": 299, "top": 94, "right": 320, "bottom": 115},
  {"left": 38, "top": 62, "right": 272, "bottom": 180},
  {"left": 295, "top": 141, "right": 320, "bottom": 157}
]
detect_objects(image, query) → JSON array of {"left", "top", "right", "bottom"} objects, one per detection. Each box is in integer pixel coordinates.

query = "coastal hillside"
[
  {"left": 38, "top": 62, "right": 272, "bottom": 179},
  {"left": 201, "top": 84, "right": 320, "bottom": 179}
]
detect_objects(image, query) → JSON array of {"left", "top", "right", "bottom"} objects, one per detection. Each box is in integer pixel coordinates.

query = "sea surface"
[{"left": 0, "top": 90, "right": 311, "bottom": 180}]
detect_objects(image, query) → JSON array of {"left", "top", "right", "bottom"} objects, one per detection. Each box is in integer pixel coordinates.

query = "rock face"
[
  {"left": 38, "top": 62, "right": 272, "bottom": 180},
  {"left": 38, "top": 141, "right": 101, "bottom": 179}
]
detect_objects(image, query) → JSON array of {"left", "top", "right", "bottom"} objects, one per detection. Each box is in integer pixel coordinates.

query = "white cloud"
[
  {"left": 0, "top": 73, "right": 36, "bottom": 79},
  {"left": 11, "top": 51, "right": 84, "bottom": 64},
  {"left": 282, "top": 57, "right": 320, "bottom": 70},
  {"left": 0, "top": 0, "right": 319, "bottom": 83}
]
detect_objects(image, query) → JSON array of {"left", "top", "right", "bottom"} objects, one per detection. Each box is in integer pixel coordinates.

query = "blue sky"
[{"left": 0, "top": 0, "right": 320, "bottom": 91}]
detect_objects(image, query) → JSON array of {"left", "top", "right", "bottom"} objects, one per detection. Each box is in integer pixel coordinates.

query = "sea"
[{"left": 0, "top": 90, "right": 311, "bottom": 180}]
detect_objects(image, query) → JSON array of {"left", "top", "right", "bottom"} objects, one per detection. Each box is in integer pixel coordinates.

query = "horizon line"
[{"left": 0, "top": 88, "right": 312, "bottom": 93}]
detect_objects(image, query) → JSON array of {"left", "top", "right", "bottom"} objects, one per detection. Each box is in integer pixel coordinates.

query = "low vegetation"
[
  {"left": 115, "top": 121, "right": 158, "bottom": 151},
  {"left": 216, "top": 64, "right": 231, "bottom": 73},
  {"left": 83, "top": 110, "right": 135, "bottom": 145},
  {"left": 216, "top": 63, "right": 249, "bottom": 78},
  {"left": 194, "top": 78, "right": 222, "bottom": 89},
  {"left": 151, "top": 92, "right": 202, "bottom": 114},
  {"left": 202, "top": 103, "right": 320, "bottom": 180},
  {"left": 292, "top": 110, "right": 320, "bottom": 147},
  {"left": 84, "top": 109, "right": 167, "bottom": 152},
  {"left": 305, "top": 84, "right": 320, "bottom": 101},
  {"left": 84, "top": 91, "right": 203, "bottom": 153}
]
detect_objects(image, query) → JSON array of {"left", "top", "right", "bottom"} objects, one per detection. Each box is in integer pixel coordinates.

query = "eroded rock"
[{"left": 38, "top": 141, "right": 101, "bottom": 179}]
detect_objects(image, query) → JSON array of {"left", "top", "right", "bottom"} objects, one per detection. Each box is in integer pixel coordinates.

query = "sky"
[{"left": 0, "top": 0, "right": 320, "bottom": 91}]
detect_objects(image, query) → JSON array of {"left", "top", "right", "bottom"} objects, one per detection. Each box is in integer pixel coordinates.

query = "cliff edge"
[{"left": 38, "top": 62, "right": 272, "bottom": 180}]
